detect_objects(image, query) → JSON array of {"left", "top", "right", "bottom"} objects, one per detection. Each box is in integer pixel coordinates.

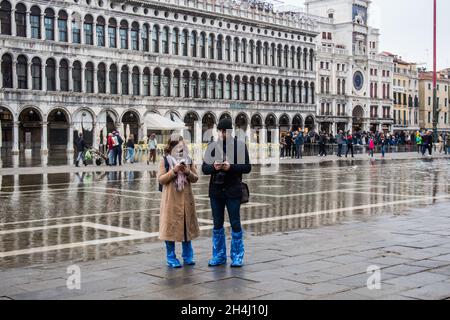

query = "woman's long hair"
[{"left": 164, "top": 138, "right": 180, "bottom": 156}]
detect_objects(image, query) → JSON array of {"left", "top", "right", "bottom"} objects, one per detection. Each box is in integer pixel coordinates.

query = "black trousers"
[{"left": 346, "top": 144, "right": 354, "bottom": 157}]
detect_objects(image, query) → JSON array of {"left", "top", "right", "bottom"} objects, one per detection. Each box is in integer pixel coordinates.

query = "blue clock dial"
[{"left": 353, "top": 71, "right": 364, "bottom": 91}]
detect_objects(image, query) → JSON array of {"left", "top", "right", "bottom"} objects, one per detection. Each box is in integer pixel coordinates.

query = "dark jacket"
[
  {"left": 75, "top": 137, "right": 87, "bottom": 152},
  {"left": 202, "top": 137, "right": 251, "bottom": 199}
]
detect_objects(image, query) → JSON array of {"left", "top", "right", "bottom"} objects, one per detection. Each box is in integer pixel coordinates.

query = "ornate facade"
[{"left": 0, "top": 0, "right": 318, "bottom": 154}]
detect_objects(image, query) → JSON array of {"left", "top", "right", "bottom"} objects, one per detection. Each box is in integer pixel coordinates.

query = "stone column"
[
  {"left": 12, "top": 61, "right": 18, "bottom": 89},
  {"left": 68, "top": 66, "right": 73, "bottom": 91},
  {"left": 41, "top": 121, "right": 48, "bottom": 154},
  {"left": 42, "top": 63, "right": 47, "bottom": 91},
  {"left": 12, "top": 121, "right": 19, "bottom": 154},
  {"left": 168, "top": 31, "right": 173, "bottom": 55},
  {"left": 80, "top": 66, "right": 84, "bottom": 93},
  {"left": 127, "top": 27, "right": 131, "bottom": 50},
  {"left": 128, "top": 70, "right": 133, "bottom": 95},
  {"left": 55, "top": 63, "right": 60, "bottom": 91},
  {"left": 92, "top": 21, "right": 97, "bottom": 46},
  {"left": 27, "top": 62, "right": 32, "bottom": 90},
  {"left": 67, "top": 123, "right": 74, "bottom": 153},
  {"left": 93, "top": 66, "right": 98, "bottom": 93},
  {"left": 105, "top": 64, "right": 110, "bottom": 94},
  {"left": 26, "top": 11, "right": 31, "bottom": 38},
  {"left": 259, "top": 125, "right": 266, "bottom": 163},
  {"left": 67, "top": 15, "right": 72, "bottom": 43},
  {"left": 11, "top": 9, "right": 16, "bottom": 36},
  {"left": 92, "top": 122, "right": 99, "bottom": 149},
  {"left": 80, "top": 20, "right": 85, "bottom": 44}
]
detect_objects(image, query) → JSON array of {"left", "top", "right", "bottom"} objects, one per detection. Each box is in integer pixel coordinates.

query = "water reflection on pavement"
[{"left": 0, "top": 158, "right": 449, "bottom": 269}]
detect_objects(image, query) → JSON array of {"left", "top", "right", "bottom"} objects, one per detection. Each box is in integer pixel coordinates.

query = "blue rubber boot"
[
  {"left": 230, "top": 230, "right": 245, "bottom": 268},
  {"left": 182, "top": 241, "right": 195, "bottom": 266},
  {"left": 208, "top": 228, "right": 227, "bottom": 267},
  {"left": 165, "top": 241, "right": 182, "bottom": 268}
]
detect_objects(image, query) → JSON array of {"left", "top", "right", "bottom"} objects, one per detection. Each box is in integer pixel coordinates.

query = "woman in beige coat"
[{"left": 158, "top": 138, "right": 200, "bottom": 268}]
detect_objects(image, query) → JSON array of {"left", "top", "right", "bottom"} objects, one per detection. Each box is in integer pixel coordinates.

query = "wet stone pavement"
[{"left": 0, "top": 156, "right": 450, "bottom": 299}]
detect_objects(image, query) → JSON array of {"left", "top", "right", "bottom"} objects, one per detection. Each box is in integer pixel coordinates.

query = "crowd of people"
[{"left": 279, "top": 129, "right": 450, "bottom": 159}]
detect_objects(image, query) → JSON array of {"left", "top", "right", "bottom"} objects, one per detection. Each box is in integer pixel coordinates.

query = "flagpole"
[{"left": 432, "top": 0, "right": 438, "bottom": 142}]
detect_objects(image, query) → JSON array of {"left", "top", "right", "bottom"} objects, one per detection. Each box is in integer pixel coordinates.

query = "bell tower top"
[{"left": 305, "top": 0, "right": 371, "bottom": 25}]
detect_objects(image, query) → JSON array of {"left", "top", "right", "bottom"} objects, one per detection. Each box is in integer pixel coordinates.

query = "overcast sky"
[{"left": 282, "top": 0, "right": 450, "bottom": 70}]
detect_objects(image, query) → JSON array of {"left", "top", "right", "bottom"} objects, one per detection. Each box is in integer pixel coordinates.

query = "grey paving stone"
[
  {"left": 381, "top": 264, "right": 430, "bottom": 276},
  {"left": 385, "top": 272, "right": 449, "bottom": 290},
  {"left": 253, "top": 290, "right": 309, "bottom": 300},
  {"left": 400, "top": 282, "right": 450, "bottom": 300}
]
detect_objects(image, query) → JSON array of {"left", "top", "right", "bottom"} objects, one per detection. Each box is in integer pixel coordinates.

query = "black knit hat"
[{"left": 217, "top": 118, "right": 233, "bottom": 130}]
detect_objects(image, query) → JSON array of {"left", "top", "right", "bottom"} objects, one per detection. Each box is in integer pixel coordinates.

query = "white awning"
[{"left": 144, "top": 113, "right": 186, "bottom": 130}]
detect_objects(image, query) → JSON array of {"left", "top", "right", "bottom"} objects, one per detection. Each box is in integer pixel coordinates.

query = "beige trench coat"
[{"left": 158, "top": 159, "right": 200, "bottom": 242}]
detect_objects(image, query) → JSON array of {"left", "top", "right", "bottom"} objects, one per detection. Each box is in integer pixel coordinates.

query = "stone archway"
[
  {"left": 19, "top": 107, "right": 42, "bottom": 150},
  {"left": 304, "top": 115, "right": 315, "bottom": 133},
  {"left": 352, "top": 105, "right": 364, "bottom": 132},
  {"left": 183, "top": 111, "right": 199, "bottom": 144},
  {"left": 47, "top": 109, "right": 69, "bottom": 151},
  {"left": 0, "top": 106, "right": 14, "bottom": 150},
  {"left": 250, "top": 114, "right": 263, "bottom": 144},
  {"left": 122, "top": 110, "right": 140, "bottom": 141}
]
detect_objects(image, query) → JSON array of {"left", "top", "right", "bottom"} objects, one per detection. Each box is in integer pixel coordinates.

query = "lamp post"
[{"left": 432, "top": 0, "right": 438, "bottom": 142}]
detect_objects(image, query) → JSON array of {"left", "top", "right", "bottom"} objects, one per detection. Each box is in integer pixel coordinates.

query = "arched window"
[
  {"left": 131, "top": 22, "right": 139, "bottom": 50},
  {"left": 284, "top": 45, "right": 289, "bottom": 67},
  {"left": 217, "top": 74, "right": 224, "bottom": 99},
  {"left": 278, "top": 80, "right": 283, "bottom": 102},
  {"left": 200, "top": 72, "right": 207, "bottom": 98},
  {"left": 303, "top": 48, "right": 308, "bottom": 70},
  {"left": 121, "top": 65, "right": 129, "bottom": 95},
  {"left": 152, "top": 25, "right": 160, "bottom": 53},
  {"left": 277, "top": 45, "right": 282, "bottom": 67},
  {"left": 225, "top": 36, "right": 231, "bottom": 61},
  {"left": 241, "top": 39, "right": 247, "bottom": 64},
  {"left": 17, "top": 55, "right": 27, "bottom": 89},
  {"left": 225, "top": 75, "right": 232, "bottom": 100},
  {"left": 72, "top": 61, "right": 82, "bottom": 92},
  {"left": 97, "top": 63, "right": 106, "bottom": 93},
  {"left": 181, "top": 29, "right": 188, "bottom": 56},
  {"left": 291, "top": 80, "right": 296, "bottom": 103},
  {"left": 263, "top": 78, "right": 269, "bottom": 101},
  {"left": 321, "top": 77, "right": 325, "bottom": 93},
  {"left": 190, "top": 31, "right": 197, "bottom": 57},
  {"left": 242, "top": 77, "right": 248, "bottom": 100},
  {"left": 143, "top": 67, "right": 150, "bottom": 96},
  {"left": 191, "top": 72, "right": 199, "bottom": 98},
  {"left": 208, "top": 34, "right": 214, "bottom": 59},
  {"left": 310, "top": 49, "right": 314, "bottom": 71},
  {"left": 216, "top": 35, "right": 223, "bottom": 60},
  {"left": 120, "top": 20, "right": 128, "bottom": 49},
  {"left": 141, "top": 24, "right": 149, "bottom": 52},
  {"left": 57, "top": 10, "right": 68, "bottom": 42},
  {"left": 173, "top": 70, "right": 180, "bottom": 97},
  {"left": 96, "top": 16, "right": 105, "bottom": 46},
  {"left": 132, "top": 66, "right": 140, "bottom": 95},
  {"left": 162, "top": 69, "right": 171, "bottom": 97},
  {"left": 44, "top": 8, "right": 56, "bottom": 41},
  {"left": 233, "top": 38, "right": 239, "bottom": 62},
  {"left": 337, "top": 79, "right": 341, "bottom": 95},
  {"left": 272, "top": 80, "right": 277, "bottom": 102},
  {"left": 1, "top": 53, "right": 12, "bottom": 88},
  {"left": 200, "top": 32, "right": 206, "bottom": 58},
  {"left": 109, "top": 64, "right": 117, "bottom": 94},
  {"left": 290, "top": 47, "right": 296, "bottom": 68},
  {"left": 152, "top": 68, "right": 161, "bottom": 96},
  {"left": 45, "top": 58, "right": 56, "bottom": 91},
  {"left": 32, "top": 57, "right": 42, "bottom": 90},
  {"left": 182, "top": 70, "right": 190, "bottom": 97},
  {"left": 270, "top": 44, "right": 276, "bottom": 66},
  {"left": 256, "top": 78, "right": 262, "bottom": 101},
  {"left": 298, "top": 81, "right": 302, "bottom": 103},
  {"left": 72, "top": 13, "right": 81, "bottom": 43},
  {"left": 209, "top": 73, "right": 216, "bottom": 99},
  {"left": 342, "top": 79, "right": 346, "bottom": 95},
  {"left": 297, "top": 48, "right": 302, "bottom": 70},
  {"left": 172, "top": 28, "right": 179, "bottom": 55},
  {"left": 0, "top": 0, "right": 12, "bottom": 35},
  {"left": 263, "top": 43, "right": 269, "bottom": 65},
  {"left": 249, "top": 40, "right": 254, "bottom": 64},
  {"left": 59, "top": 60, "right": 68, "bottom": 91},
  {"left": 108, "top": 18, "right": 117, "bottom": 48},
  {"left": 85, "top": 62, "right": 94, "bottom": 93},
  {"left": 15, "top": 3, "right": 26, "bottom": 37},
  {"left": 84, "top": 14, "right": 93, "bottom": 45},
  {"left": 326, "top": 77, "right": 330, "bottom": 93},
  {"left": 162, "top": 27, "right": 169, "bottom": 54},
  {"left": 233, "top": 76, "right": 241, "bottom": 100},
  {"left": 304, "top": 82, "right": 309, "bottom": 104},
  {"left": 30, "top": 6, "right": 41, "bottom": 39},
  {"left": 311, "top": 83, "right": 315, "bottom": 104},
  {"left": 285, "top": 80, "right": 290, "bottom": 102},
  {"left": 249, "top": 77, "right": 255, "bottom": 101},
  {"left": 256, "top": 41, "right": 262, "bottom": 64}
]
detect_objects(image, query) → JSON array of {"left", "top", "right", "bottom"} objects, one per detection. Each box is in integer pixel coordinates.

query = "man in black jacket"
[
  {"left": 75, "top": 132, "right": 87, "bottom": 167},
  {"left": 202, "top": 118, "right": 251, "bottom": 267}
]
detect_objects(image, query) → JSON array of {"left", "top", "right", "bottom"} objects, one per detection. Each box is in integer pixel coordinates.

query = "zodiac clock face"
[{"left": 353, "top": 71, "right": 364, "bottom": 91}]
